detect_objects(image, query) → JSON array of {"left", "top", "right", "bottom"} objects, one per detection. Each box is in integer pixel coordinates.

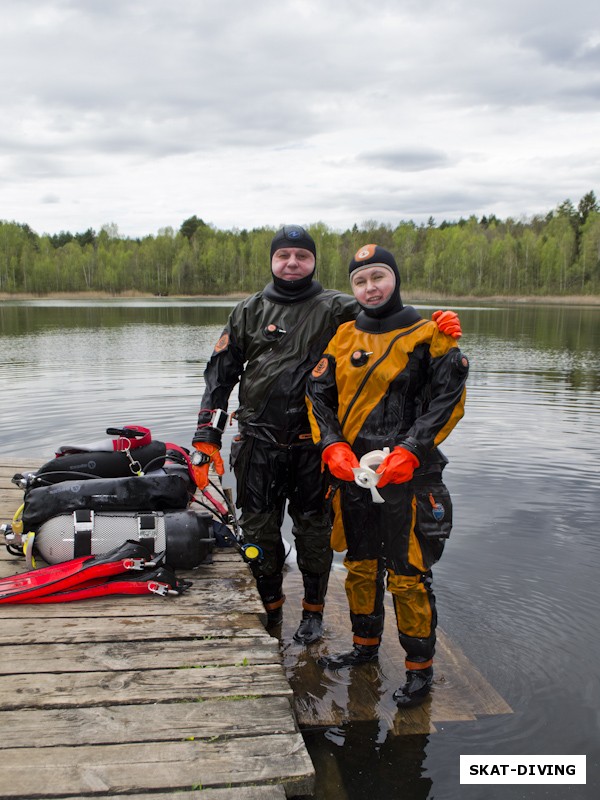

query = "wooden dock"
[
  {"left": 0, "top": 462, "right": 314, "bottom": 800},
  {"left": 0, "top": 459, "right": 513, "bottom": 799}
]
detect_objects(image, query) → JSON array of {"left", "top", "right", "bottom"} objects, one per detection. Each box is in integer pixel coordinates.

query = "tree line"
[{"left": 1, "top": 192, "right": 599, "bottom": 297}]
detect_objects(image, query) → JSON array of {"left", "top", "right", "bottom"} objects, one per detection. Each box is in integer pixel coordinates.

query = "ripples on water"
[
  {"left": 0, "top": 322, "right": 231, "bottom": 457},
  {"left": 1, "top": 300, "right": 599, "bottom": 798}
]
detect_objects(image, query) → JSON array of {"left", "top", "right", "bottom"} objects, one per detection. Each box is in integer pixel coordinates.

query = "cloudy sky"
[{"left": 2, "top": 0, "right": 599, "bottom": 237}]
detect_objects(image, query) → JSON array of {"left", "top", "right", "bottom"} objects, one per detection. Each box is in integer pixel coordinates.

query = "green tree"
[
  {"left": 577, "top": 210, "right": 600, "bottom": 293},
  {"left": 179, "top": 215, "right": 207, "bottom": 241},
  {"left": 3, "top": 197, "right": 600, "bottom": 297},
  {"left": 577, "top": 191, "right": 598, "bottom": 226}
]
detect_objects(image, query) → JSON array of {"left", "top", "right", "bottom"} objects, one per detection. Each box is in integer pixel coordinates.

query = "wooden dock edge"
[{"left": 0, "top": 461, "right": 315, "bottom": 799}]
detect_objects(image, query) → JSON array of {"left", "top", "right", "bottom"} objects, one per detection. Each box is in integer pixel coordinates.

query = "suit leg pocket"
[
  {"left": 414, "top": 480, "right": 452, "bottom": 567},
  {"left": 415, "top": 481, "right": 453, "bottom": 539}
]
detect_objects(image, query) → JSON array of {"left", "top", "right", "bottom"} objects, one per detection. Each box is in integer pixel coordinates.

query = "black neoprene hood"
[{"left": 270, "top": 225, "right": 316, "bottom": 259}]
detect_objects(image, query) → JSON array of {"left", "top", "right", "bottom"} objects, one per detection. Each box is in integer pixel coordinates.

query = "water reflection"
[
  {"left": 0, "top": 298, "right": 236, "bottom": 336},
  {"left": 304, "top": 725, "right": 432, "bottom": 800}
]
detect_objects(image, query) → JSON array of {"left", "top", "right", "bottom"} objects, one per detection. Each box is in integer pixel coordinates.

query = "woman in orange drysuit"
[{"left": 306, "top": 244, "right": 468, "bottom": 707}]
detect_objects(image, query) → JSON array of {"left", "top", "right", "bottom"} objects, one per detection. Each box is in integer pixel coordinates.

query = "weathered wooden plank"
[
  {"left": 0, "top": 663, "right": 292, "bottom": 711},
  {"left": 0, "top": 487, "right": 21, "bottom": 504},
  {"left": 0, "top": 734, "right": 315, "bottom": 799},
  {"left": 0, "top": 697, "right": 297, "bottom": 748},
  {"left": 0, "top": 547, "right": 27, "bottom": 562},
  {"left": 49, "top": 789, "right": 288, "bottom": 800},
  {"left": 0, "top": 612, "right": 270, "bottom": 645},
  {"left": 434, "top": 629, "right": 513, "bottom": 718},
  {"left": 0, "top": 464, "right": 33, "bottom": 478},
  {"left": 0, "top": 636, "right": 280, "bottom": 675},
  {"left": 0, "top": 592, "right": 265, "bottom": 617}
]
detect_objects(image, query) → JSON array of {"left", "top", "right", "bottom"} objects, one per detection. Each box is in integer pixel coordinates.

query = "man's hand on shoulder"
[{"left": 432, "top": 310, "right": 462, "bottom": 339}]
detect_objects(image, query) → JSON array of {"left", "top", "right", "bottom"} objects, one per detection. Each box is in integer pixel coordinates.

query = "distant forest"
[{"left": 1, "top": 192, "right": 599, "bottom": 297}]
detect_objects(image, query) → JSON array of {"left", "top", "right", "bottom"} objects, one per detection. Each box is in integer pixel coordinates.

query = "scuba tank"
[{"left": 34, "top": 508, "right": 214, "bottom": 568}]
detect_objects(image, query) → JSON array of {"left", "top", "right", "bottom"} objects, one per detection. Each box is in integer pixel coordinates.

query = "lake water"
[{"left": 1, "top": 298, "right": 599, "bottom": 799}]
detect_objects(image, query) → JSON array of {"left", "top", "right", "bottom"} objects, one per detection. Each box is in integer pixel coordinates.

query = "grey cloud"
[
  {"left": 6, "top": 0, "right": 591, "bottom": 172},
  {"left": 357, "top": 148, "right": 452, "bottom": 172},
  {"left": 5, "top": 154, "right": 74, "bottom": 180},
  {"left": 323, "top": 177, "right": 562, "bottom": 227},
  {"left": 1, "top": 9, "right": 339, "bottom": 156},
  {"left": 342, "top": 188, "right": 487, "bottom": 218}
]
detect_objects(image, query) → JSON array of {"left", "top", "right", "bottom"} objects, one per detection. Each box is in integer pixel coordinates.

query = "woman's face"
[{"left": 350, "top": 265, "right": 396, "bottom": 308}]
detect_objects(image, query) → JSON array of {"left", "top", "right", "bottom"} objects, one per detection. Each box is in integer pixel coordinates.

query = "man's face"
[{"left": 271, "top": 247, "right": 315, "bottom": 281}]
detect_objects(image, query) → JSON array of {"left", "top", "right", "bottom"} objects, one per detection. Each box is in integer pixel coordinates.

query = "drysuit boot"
[
  {"left": 266, "top": 604, "right": 284, "bottom": 628},
  {"left": 256, "top": 573, "right": 285, "bottom": 629},
  {"left": 318, "top": 643, "right": 379, "bottom": 669},
  {"left": 293, "top": 611, "right": 323, "bottom": 645},
  {"left": 293, "top": 571, "right": 328, "bottom": 644},
  {"left": 393, "top": 666, "right": 434, "bottom": 708}
]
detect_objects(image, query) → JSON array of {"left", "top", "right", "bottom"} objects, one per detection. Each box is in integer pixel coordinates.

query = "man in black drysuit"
[{"left": 191, "top": 226, "right": 461, "bottom": 645}]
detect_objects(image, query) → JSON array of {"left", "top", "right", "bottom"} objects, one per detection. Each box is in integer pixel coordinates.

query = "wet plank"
[
  {"left": 280, "top": 567, "right": 513, "bottom": 734},
  {"left": 49, "top": 790, "right": 287, "bottom": 800}
]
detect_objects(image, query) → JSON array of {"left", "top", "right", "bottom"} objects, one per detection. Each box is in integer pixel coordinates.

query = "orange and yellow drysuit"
[{"left": 306, "top": 306, "right": 469, "bottom": 668}]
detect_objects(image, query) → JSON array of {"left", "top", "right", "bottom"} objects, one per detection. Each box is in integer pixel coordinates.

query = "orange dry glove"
[
  {"left": 191, "top": 442, "right": 225, "bottom": 490},
  {"left": 322, "top": 442, "right": 360, "bottom": 482},
  {"left": 432, "top": 309, "right": 462, "bottom": 339},
  {"left": 376, "top": 447, "right": 420, "bottom": 488}
]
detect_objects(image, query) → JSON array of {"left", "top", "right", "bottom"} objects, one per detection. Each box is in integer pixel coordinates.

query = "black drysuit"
[{"left": 197, "top": 280, "right": 358, "bottom": 612}]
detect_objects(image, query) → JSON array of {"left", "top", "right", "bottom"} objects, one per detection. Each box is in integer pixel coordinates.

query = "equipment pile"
[{"left": 0, "top": 425, "right": 257, "bottom": 603}]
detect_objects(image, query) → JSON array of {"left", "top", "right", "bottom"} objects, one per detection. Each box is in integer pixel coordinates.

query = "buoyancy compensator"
[
  {"left": 36, "top": 440, "right": 168, "bottom": 482},
  {"left": 21, "top": 474, "right": 191, "bottom": 532},
  {"left": 33, "top": 425, "right": 167, "bottom": 483}
]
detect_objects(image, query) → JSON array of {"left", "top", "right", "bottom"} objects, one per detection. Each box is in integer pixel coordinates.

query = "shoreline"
[{"left": 1, "top": 290, "right": 600, "bottom": 306}]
